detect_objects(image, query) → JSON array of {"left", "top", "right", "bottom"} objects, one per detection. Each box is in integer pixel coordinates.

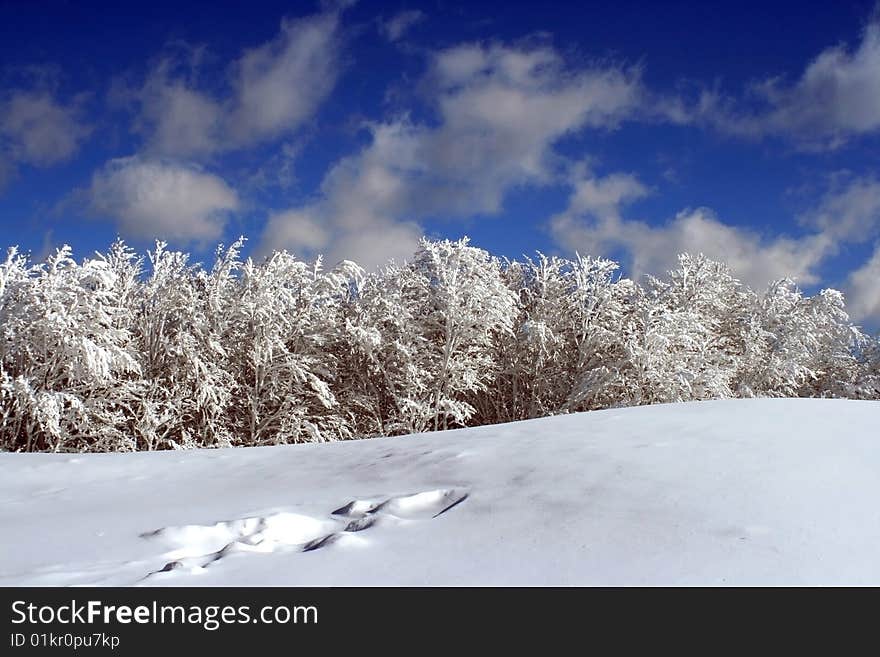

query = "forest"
[{"left": 1, "top": 236, "right": 878, "bottom": 452}]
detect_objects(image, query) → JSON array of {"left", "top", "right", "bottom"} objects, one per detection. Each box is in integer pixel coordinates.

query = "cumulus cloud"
[
  {"left": 699, "top": 18, "right": 880, "bottom": 149},
  {"left": 261, "top": 209, "right": 330, "bottom": 253},
  {"left": 124, "top": 52, "right": 223, "bottom": 159},
  {"left": 259, "top": 42, "right": 644, "bottom": 266},
  {"left": 560, "top": 167, "right": 650, "bottom": 217},
  {"left": 380, "top": 10, "right": 425, "bottom": 42},
  {"left": 260, "top": 200, "right": 424, "bottom": 269},
  {"left": 226, "top": 12, "right": 341, "bottom": 146},
  {"left": 800, "top": 174, "right": 880, "bottom": 323},
  {"left": 548, "top": 168, "right": 880, "bottom": 322},
  {"left": 324, "top": 218, "right": 424, "bottom": 269},
  {"left": 801, "top": 174, "right": 880, "bottom": 242},
  {"left": 847, "top": 244, "right": 880, "bottom": 322},
  {"left": 124, "top": 9, "right": 343, "bottom": 158},
  {"left": 549, "top": 171, "right": 835, "bottom": 289},
  {"left": 0, "top": 89, "right": 91, "bottom": 187},
  {"left": 88, "top": 157, "right": 239, "bottom": 242}
]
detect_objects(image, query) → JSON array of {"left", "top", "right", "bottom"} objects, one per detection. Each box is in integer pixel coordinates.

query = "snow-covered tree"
[
  {"left": 741, "top": 281, "right": 868, "bottom": 398},
  {"left": 400, "top": 238, "right": 517, "bottom": 432},
  {"left": 223, "top": 251, "right": 352, "bottom": 445},
  {"left": 855, "top": 336, "right": 880, "bottom": 399},
  {"left": 0, "top": 235, "right": 876, "bottom": 453},
  {"left": 0, "top": 244, "right": 141, "bottom": 451},
  {"left": 482, "top": 253, "right": 636, "bottom": 422},
  {"left": 129, "top": 241, "right": 238, "bottom": 449},
  {"left": 622, "top": 254, "right": 747, "bottom": 404},
  {"left": 335, "top": 261, "right": 431, "bottom": 437}
]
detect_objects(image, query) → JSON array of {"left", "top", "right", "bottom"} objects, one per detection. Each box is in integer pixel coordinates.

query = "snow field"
[{"left": 1, "top": 399, "right": 878, "bottom": 586}]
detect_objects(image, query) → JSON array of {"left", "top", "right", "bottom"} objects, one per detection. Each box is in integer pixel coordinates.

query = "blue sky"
[{"left": 2, "top": 0, "right": 880, "bottom": 326}]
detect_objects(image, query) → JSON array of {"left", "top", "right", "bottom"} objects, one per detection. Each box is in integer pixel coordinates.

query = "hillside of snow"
[{"left": 1, "top": 398, "right": 879, "bottom": 586}]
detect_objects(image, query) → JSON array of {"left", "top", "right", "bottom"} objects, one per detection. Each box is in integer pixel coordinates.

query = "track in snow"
[{"left": 141, "top": 488, "right": 469, "bottom": 581}]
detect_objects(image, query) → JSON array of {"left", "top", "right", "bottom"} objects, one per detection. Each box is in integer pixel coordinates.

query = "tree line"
[{"left": 1, "top": 236, "right": 877, "bottom": 452}]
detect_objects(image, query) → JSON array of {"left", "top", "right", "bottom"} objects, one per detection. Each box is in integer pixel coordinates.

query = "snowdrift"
[{"left": 1, "top": 398, "right": 878, "bottom": 586}]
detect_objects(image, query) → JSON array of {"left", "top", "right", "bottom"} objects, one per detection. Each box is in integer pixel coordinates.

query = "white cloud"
[
  {"left": 380, "top": 10, "right": 425, "bottom": 42},
  {"left": 259, "top": 42, "right": 644, "bottom": 266},
  {"left": 847, "top": 244, "right": 880, "bottom": 322},
  {"left": 259, "top": 201, "right": 423, "bottom": 270},
  {"left": 700, "top": 18, "right": 880, "bottom": 149},
  {"left": 561, "top": 167, "right": 650, "bottom": 217},
  {"left": 418, "top": 44, "right": 642, "bottom": 213},
  {"left": 88, "top": 157, "right": 239, "bottom": 242},
  {"left": 549, "top": 171, "right": 835, "bottom": 289},
  {"left": 324, "top": 218, "right": 424, "bottom": 269},
  {"left": 226, "top": 12, "right": 341, "bottom": 147},
  {"left": 126, "top": 9, "right": 342, "bottom": 158},
  {"left": 801, "top": 175, "right": 880, "bottom": 242},
  {"left": 261, "top": 209, "right": 330, "bottom": 253},
  {"left": 806, "top": 174, "right": 880, "bottom": 322},
  {"left": 0, "top": 90, "right": 91, "bottom": 172},
  {"left": 127, "top": 55, "right": 223, "bottom": 158}
]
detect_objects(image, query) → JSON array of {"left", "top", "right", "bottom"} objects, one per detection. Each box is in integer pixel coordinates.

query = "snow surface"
[{"left": 1, "top": 398, "right": 879, "bottom": 586}]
